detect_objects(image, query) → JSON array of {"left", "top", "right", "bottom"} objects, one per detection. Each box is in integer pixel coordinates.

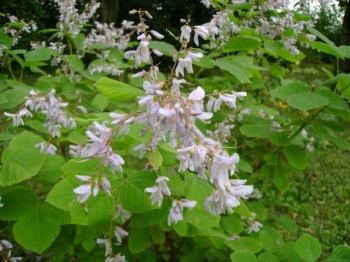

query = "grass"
[{"left": 258, "top": 144, "right": 350, "bottom": 259}]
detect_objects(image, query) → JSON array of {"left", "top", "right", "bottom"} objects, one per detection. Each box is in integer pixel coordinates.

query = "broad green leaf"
[
  {"left": 221, "top": 215, "right": 244, "bottom": 235},
  {"left": 184, "top": 173, "right": 212, "bottom": 211},
  {"left": 0, "top": 187, "right": 38, "bottom": 220},
  {"left": 0, "top": 31, "right": 12, "bottom": 49},
  {"left": 150, "top": 225, "right": 165, "bottom": 244},
  {"left": 259, "top": 230, "right": 279, "bottom": 252},
  {"left": 185, "top": 210, "right": 220, "bottom": 228},
  {"left": 249, "top": 201, "right": 267, "bottom": 221},
  {"left": 72, "top": 33, "right": 85, "bottom": 49},
  {"left": 37, "top": 155, "right": 65, "bottom": 183},
  {"left": 46, "top": 179, "right": 76, "bottom": 211},
  {"left": 234, "top": 200, "right": 254, "bottom": 218},
  {"left": 287, "top": 92, "right": 329, "bottom": 111},
  {"left": 278, "top": 48, "right": 305, "bottom": 62},
  {"left": 315, "top": 89, "right": 348, "bottom": 111},
  {"left": 310, "top": 41, "right": 343, "bottom": 58},
  {"left": 263, "top": 40, "right": 284, "bottom": 57},
  {"left": 0, "top": 132, "right": 46, "bottom": 186},
  {"left": 276, "top": 242, "right": 309, "bottom": 262},
  {"left": 0, "top": 89, "right": 26, "bottom": 109},
  {"left": 295, "top": 234, "right": 322, "bottom": 262},
  {"left": 22, "top": 61, "right": 47, "bottom": 67},
  {"left": 24, "top": 48, "right": 51, "bottom": 61},
  {"left": 149, "top": 41, "right": 175, "bottom": 54},
  {"left": 120, "top": 170, "right": 157, "bottom": 213},
  {"left": 94, "top": 77, "right": 144, "bottom": 102},
  {"left": 227, "top": 237, "right": 263, "bottom": 254},
  {"left": 192, "top": 55, "right": 215, "bottom": 69},
  {"left": 13, "top": 203, "right": 60, "bottom": 254},
  {"left": 148, "top": 149, "right": 162, "bottom": 171},
  {"left": 133, "top": 200, "right": 170, "bottom": 228},
  {"left": 214, "top": 60, "right": 251, "bottom": 84},
  {"left": 166, "top": 173, "right": 185, "bottom": 195},
  {"left": 240, "top": 124, "right": 270, "bottom": 138},
  {"left": 284, "top": 145, "right": 308, "bottom": 169},
  {"left": 128, "top": 227, "right": 151, "bottom": 254},
  {"left": 230, "top": 251, "right": 257, "bottom": 262},
  {"left": 258, "top": 253, "right": 279, "bottom": 262},
  {"left": 270, "top": 63, "right": 286, "bottom": 77},
  {"left": 270, "top": 82, "right": 309, "bottom": 99},
  {"left": 326, "top": 245, "right": 350, "bottom": 262},
  {"left": 338, "top": 45, "right": 350, "bottom": 59},
  {"left": 268, "top": 132, "right": 289, "bottom": 146},
  {"left": 236, "top": 159, "right": 253, "bottom": 173},
  {"left": 224, "top": 36, "right": 261, "bottom": 52},
  {"left": 6, "top": 79, "right": 32, "bottom": 92},
  {"left": 0, "top": 133, "right": 13, "bottom": 141},
  {"left": 158, "top": 143, "right": 178, "bottom": 167},
  {"left": 70, "top": 193, "right": 115, "bottom": 226},
  {"left": 276, "top": 215, "right": 298, "bottom": 233},
  {"left": 174, "top": 220, "right": 188, "bottom": 236},
  {"left": 91, "top": 94, "right": 109, "bottom": 111},
  {"left": 273, "top": 165, "right": 290, "bottom": 192},
  {"left": 66, "top": 55, "right": 84, "bottom": 73},
  {"left": 307, "top": 26, "right": 336, "bottom": 47},
  {"left": 192, "top": 224, "right": 230, "bottom": 240}
]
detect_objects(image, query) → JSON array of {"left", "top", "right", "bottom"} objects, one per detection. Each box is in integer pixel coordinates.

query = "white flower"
[
  {"left": 247, "top": 219, "right": 263, "bottom": 234},
  {"left": 180, "top": 24, "right": 191, "bottom": 43},
  {"left": 96, "top": 238, "right": 112, "bottom": 257},
  {"left": 168, "top": 199, "right": 196, "bottom": 225},
  {"left": 4, "top": 112, "right": 24, "bottom": 126},
  {"left": 175, "top": 57, "right": 193, "bottom": 77},
  {"left": 114, "top": 226, "right": 128, "bottom": 244},
  {"left": 35, "top": 142, "right": 57, "bottom": 155},
  {"left": 114, "top": 204, "right": 131, "bottom": 222},
  {"left": 0, "top": 240, "right": 13, "bottom": 250},
  {"left": 73, "top": 184, "right": 92, "bottom": 203},
  {"left": 193, "top": 25, "right": 209, "bottom": 46},
  {"left": 144, "top": 176, "right": 171, "bottom": 207},
  {"left": 150, "top": 30, "right": 164, "bottom": 39}
]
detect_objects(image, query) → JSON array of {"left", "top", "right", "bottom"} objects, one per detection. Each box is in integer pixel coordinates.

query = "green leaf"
[
  {"left": 0, "top": 132, "right": 46, "bottom": 186},
  {"left": 24, "top": 48, "right": 51, "bottom": 61},
  {"left": 46, "top": 179, "right": 76, "bottom": 211},
  {"left": 150, "top": 225, "right": 165, "bottom": 244},
  {"left": 70, "top": 193, "right": 115, "bottom": 226},
  {"left": 185, "top": 210, "right": 220, "bottom": 229},
  {"left": 227, "top": 237, "right": 263, "bottom": 254},
  {"left": 0, "top": 187, "right": 38, "bottom": 220},
  {"left": 273, "top": 165, "right": 290, "bottom": 192},
  {"left": 214, "top": 60, "right": 251, "bottom": 83},
  {"left": 307, "top": 26, "right": 336, "bottom": 47},
  {"left": 13, "top": 203, "right": 60, "bottom": 254},
  {"left": 224, "top": 36, "right": 261, "bottom": 52},
  {"left": 221, "top": 215, "right": 245, "bottom": 235},
  {"left": 284, "top": 145, "right": 308, "bottom": 170},
  {"left": 240, "top": 124, "right": 270, "bottom": 138},
  {"left": 278, "top": 48, "right": 305, "bottom": 62},
  {"left": 0, "top": 89, "right": 26, "bottom": 109},
  {"left": 249, "top": 201, "right": 267, "bottom": 221},
  {"left": 128, "top": 227, "right": 151, "bottom": 254},
  {"left": 230, "top": 251, "right": 257, "bottom": 262},
  {"left": 270, "top": 82, "right": 309, "bottom": 99},
  {"left": 66, "top": 55, "right": 84, "bottom": 73},
  {"left": 158, "top": 143, "right": 178, "bottom": 167},
  {"left": 0, "top": 133, "right": 13, "bottom": 141},
  {"left": 270, "top": 63, "right": 286, "bottom": 77},
  {"left": 148, "top": 149, "right": 162, "bottom": 171},
  {"left": 276, "top": 215, "right": 298, "bottom": 233},
  {"left": 174, "top": 220, "right": 188, "bottom": 236},
  {"left": 192, "top": 55, "right": 215, "bottom": 69},
  {"left": 258, "top": 253, "right": 279, "bottom": 262},
  {"left": 268, "top": 132, "right": 289, "bottom": 146},
  {"left": 184, "top": 173, "right": 213, "bottom": 211},
  {"left": 94, "top": 77, "right": 144, "bottom": 102},
  {"left": 133, "top": 201, "right": 170, "bottom": 228},
  {"left": 263, "top": 40, "right": 284, "bottom": 57},
  {"left": 234, "top": 200, "right": 254, "bottom": 218},
  {"left": 259, "top": 230, "right": 279, "bottom": 252},
  {"left": 276, "top": 242, "right": 309, "bottom": 262},
  {"left": 287, "top": 92, "right": 329, "bottom": 111},
  {"left": 236, "top": 159, "right": 253, "bottom": 173},
  {"left": 326, "top": 245, "right": 350, "bottom": 262},
  {"left": 120, "top": 170, "right": 157, "bottom": 212},
  {"left": 310, "top": 41, "right": 343, "bottom": 58},
  {"left": 315, "top": 89, "right": 348, "bottom": 111},
  {"left": 91, "top": 94, "right": 109, "bottom": 111},
  {"left": 0, "top": 31, "right": 12, "bottom": 49},
  {"left": 149, "top": 41, "right": 175, "bottom": 54},
  {"left": 295, "top": 233, "right": 322, "bottom": 262},
  {"left": 37, "top": 155, "right": 65, "bottom": 183},
  {"left": 72, "top": 33, "right": 85, "bottom": 49}
]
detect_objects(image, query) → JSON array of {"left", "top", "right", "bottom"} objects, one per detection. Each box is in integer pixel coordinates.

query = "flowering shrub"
[{"left": 0, "top": 0, "right": 349, "bottom": 261}]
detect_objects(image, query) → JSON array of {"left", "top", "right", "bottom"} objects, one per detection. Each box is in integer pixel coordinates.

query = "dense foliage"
[{"left": 0, "top": 0, "right": 349, "bottom": 261}]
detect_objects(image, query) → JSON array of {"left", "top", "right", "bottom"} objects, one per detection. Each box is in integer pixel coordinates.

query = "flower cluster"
[
  {"left": 200, "top": 0, "right": 317, "bottom": 55},
  {"left": 0, "top": 239, "right": 22, "bottom": 262}
]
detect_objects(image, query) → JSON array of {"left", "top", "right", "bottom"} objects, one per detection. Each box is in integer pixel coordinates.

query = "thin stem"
[
  {"left": 287, "top": 106, "right": 326, "bottom": 142},
  {"left": 6, "top": 62, "right": 16, "bottom": 80}
]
